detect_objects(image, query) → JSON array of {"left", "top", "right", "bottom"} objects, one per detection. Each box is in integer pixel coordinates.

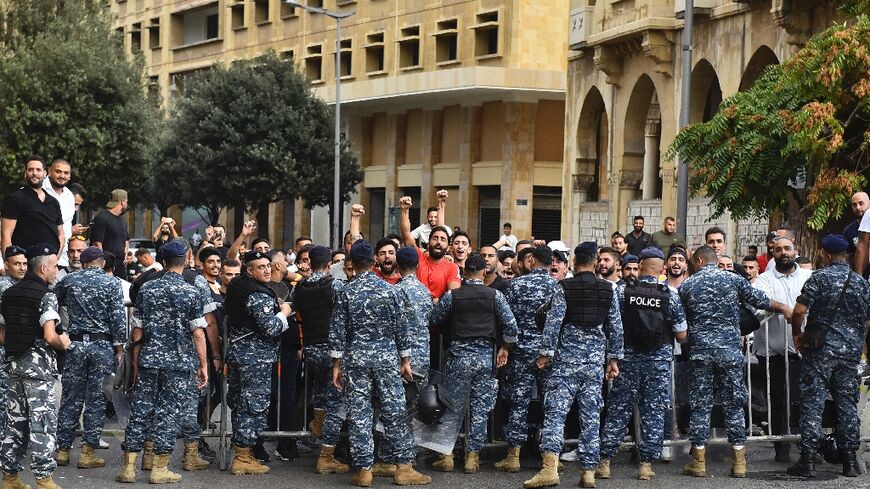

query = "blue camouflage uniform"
[
  {"left": 502, "top": 268, "right": 558, "bottom": 448},
  {"left": 0, "top": 275, "right": 18, "bottom": 439},
  {"left": 678, "top": 264, "right": 770, "bottom": 447},
  {"left": 795, "top": 261, "right": 870, "bottom": 454},
  {"left": 600, "top": 277, "right": 687, "bottom": 462},
  {"left": 329, "top": 271, "right": 414, "bottom": 470},
  {"left": 429, "top": 278, "right": 517, "bottom": 452},
  {"left": 394, "top": 274, "right": 433, "bottom": 374},
  {"left": 0, "top": 290, "right": 61, "bottom": 479},
  {"left": 539, "top": 275, "right": 623, "bottom": 470},
  {"left": 54, "top": 267, "right": 126, "bottom": 450},
  {"left": 226, "top": 282, "right": 288, "bottom": 448},
  {"left": 298, "top": 271, "right": 345, "bottom": 447},
  {"left": 178, "top": 274, "right": 217, "bottom": 444},
  {"left": 122, "top": 272, "right": 206, "bottom": 455}
]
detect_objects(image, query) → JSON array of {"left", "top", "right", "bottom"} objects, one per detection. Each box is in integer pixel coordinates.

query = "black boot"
[
  {"left": 774, "top": 442, "right": 791, "bottom": 463},
  {"left": 842, "top": 449, "right": 859, "bottom": 477},
  {"left": 786, "top": 452, "right": 816, "bottom": 478}
]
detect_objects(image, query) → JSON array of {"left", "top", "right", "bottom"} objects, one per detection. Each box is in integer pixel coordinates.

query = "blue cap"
[
  {"left": 464, "top": 254, "right": 486, "bottom": 272},
  {"left": 243, "top": 250, "right": 271, "bottom": 263},
  {"left": 621, "top": 254, "right": 639, "bottom": 267},
  {"left": 575, "top": 241, "right": 598, "bottom": 257},
  {"left": 638, "top": 246, "right": 665, "bottom": 261},
  {"left": 820, "top": 234, "right": 849, "bottom": 253},
  {"left": 4, "top": 245, "right": 26, "bottom": 259},
  {"left": 80, "top": 246, "right": 104, "bottom": 264},
  {"left": 349, "top": 239, "right": 374, "bottom": 263},
  {"left": 25, "top": 243, "right": 55, "bottom": 260},
  {"left": 161, "top": 241, "right": 186, "bottom": 259},
  {"left": 396, "top": 246, "right": 419, "bottom": 267}
]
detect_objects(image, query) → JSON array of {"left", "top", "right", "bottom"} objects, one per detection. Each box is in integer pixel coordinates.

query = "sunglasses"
[{"left": 68, "top": 235, "right": 87, "bottom": 243}]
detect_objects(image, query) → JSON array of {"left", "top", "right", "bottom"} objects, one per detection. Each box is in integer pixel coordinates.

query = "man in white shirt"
[
  {"left": 42, "top": 159, "right": 84, "bottom": 269},
  {"left": 494, "top": 223, "right": 519, "bottom": 251},
  {"left": 752, "top": 235, "right": 811, "bottom": 463},
  {"left": 410, "top": 205, "right": 451, "bottom": 246}
]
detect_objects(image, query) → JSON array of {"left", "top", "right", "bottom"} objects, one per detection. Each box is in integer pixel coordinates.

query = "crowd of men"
[{"left": 0, "top": 156, "right": 868, "bottom": 488}]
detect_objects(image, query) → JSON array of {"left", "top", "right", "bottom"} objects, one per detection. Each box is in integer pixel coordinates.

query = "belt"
[{"left": 69, "top": 333, "right": 112, "bottom": 342}]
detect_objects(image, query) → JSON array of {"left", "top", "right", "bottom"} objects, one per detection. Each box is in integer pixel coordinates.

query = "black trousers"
[{"left": 757, "top": 354, "right": 802, "bottom": 437}]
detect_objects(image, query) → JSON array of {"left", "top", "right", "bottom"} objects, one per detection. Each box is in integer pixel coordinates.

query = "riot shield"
[{"left": 409, "top": 369, "right": 470, "bottom": 455}]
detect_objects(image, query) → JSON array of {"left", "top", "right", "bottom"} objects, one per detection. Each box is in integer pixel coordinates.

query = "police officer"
[
  {"left": 53, "top": 247, "right": 125, "bottom": 469},
  {"left": 225, "top": 250, "right": 292, "bottom": 475},
  {"left": 0, "top": 244, "right": 70, "bottom": 489},
  {"left": 525, "top": 242, "right": 622, "bottom": 489},
  {"left": 428, "top": 254, "right": 517, "bottom": 473},
  {"left": 0, "top": 246, "right": 28, "bottom": 442},
  {"left": 678, "top": 245, "right": 783, "bottom": 478},
  {"left": 596, "top": 247, "right": 687, "bottom": 481},
  {"left": 116, "top": 241, "right": 208, "bottom": 484},
  {"left": 498, "top": 246, "right": 559, "bottom": 473},
  {"left": 329, "top": 240, "right": 431, "bottom": 487},
  {"left": 787, "top": 234, "right": 870, "bottom": 478},
  {"left": 292, "top": 245, "right": 349, "bottom": 475}
]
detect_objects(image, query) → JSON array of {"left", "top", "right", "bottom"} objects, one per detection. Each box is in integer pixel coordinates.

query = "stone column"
[
  {"left": 382, "top": 113, "right": 400, "bottom": 233},
  {"left": 418, "top": 110, "right": 441, "bottom": 211},
  {"left": 500, "top": 102, "right": 537, "bottom": 239},
  {"left": 457, "top": 106, "right": 481, "bottom": 237},
  {"left": 641, "top": 98, "right": 661, "bottom": 200},
  {"left": 612, "top": 170, "right": 643, "bottom": 231},
  {"left": 573, "top": 174, "right": 596, "bottom": 204}
]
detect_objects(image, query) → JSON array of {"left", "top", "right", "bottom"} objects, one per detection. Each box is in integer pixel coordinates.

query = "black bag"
[
  {"left": 535, "top": 300, "right": 552, "bottom": 330},
  {"left": 803, "top": 271, "right": 851, "bottom": 351},
  {"left": 739, "top": 304, "right": 761, "bottom": 336}
]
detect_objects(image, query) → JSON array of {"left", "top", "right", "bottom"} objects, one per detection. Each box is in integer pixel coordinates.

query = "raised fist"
[
  {"left": 399, "top": 196, "right": 413, "bottom": 210},
  {"left": 436, "top": 189, "right": 449, "bottom": 202},
  {"left": 242, "top": 220, "right": 257, "bottom": 237},
  {"left": 351, "top": 204, "right": 365, "bottom": 217}
]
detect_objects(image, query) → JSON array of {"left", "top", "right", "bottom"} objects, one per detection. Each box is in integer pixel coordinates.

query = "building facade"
[
  {"left": 112, "top": 0, "right": 569, "bottom": 247},
  {"left": 563, "top": 0, "right": 841, "bottom": 256}
]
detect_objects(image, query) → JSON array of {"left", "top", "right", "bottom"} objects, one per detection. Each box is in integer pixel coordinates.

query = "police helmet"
[{"left": 416, "top": 384, "right": 447, "bottom": 425}]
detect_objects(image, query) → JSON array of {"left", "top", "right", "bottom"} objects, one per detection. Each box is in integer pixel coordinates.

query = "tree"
[
  {"left": 157, "top": 51, "right": 362, "bottom": 231},
  {"left": 0, "top": 0, "right": 159, "bottom": 207},
  {"left": 666, "top": 5, "right": 869, "bottom": 238}
]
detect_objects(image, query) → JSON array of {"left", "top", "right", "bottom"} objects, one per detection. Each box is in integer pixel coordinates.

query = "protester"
[
  {"left": 650, "top": 217, "right": 685, "bottom": 253},
  {"left": 42, "top": 160, "right": 76, "bottom": 269},
  {"left": 597, "top": 247, "right": 621, "bottom": 285},
  {"left": 89, "top": 189, "right": 130, "bottom": 278},
  {"left": 1, "top": 156, "right": 64, "bottom": 254},
  {"left": 493, "top": 223, "right": 518, "bottom": 251},
  {"left": 611, "top": 232, "right": 628, "bottom": 258},
  {"left": 741, "top": 256, "right": 760, "bottom": 283},
  {"left": 410, "top": 206, "right": 451, "bottom": 247},
  {"left": 626, "top": 216, "right": 651, "bottom": 256},
  {"left": 399, "top": 192, "right": 460, "bottom": 299}
]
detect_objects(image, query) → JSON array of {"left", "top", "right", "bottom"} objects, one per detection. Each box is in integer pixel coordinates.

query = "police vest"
[
  {"left": 448, "top": 283, "right": 498, "bottom": 344},
  {"left": 293, "top": 276, "right": 334, "bottom": 346},
  {"left": 130, "top": 268, "right": 196, "bottom": 304},
  {"left": 225, "top": 274, "right": 278, "bottom": 334},
  {"left": 623, "top": 281, "right": 671, "bottom": 350},
  {"left": 561, "top": 272, "right": 613, "bottom": 327},
  {"left": 1, "top": 274, "right": 49, "bottom": 357}
]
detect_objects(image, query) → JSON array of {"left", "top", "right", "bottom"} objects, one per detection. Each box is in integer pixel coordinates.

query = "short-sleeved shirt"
[
  {"left": 411, "top": 223, "right": 452, "bottom": 246},
  {"left": 0, "top": 187, "right": 62, "bottom": 251},
  {"left": 90, "top": 209, "right": 129, "bottom": 276},
  {"left": 375, "top": 268, "right": 401, "bottom": 285},
  {"left": 43, "top": 181, "right": 75, "bottom": 267},
  {"left": 414, "top": 247, "right": 460, "bottom": 299}
]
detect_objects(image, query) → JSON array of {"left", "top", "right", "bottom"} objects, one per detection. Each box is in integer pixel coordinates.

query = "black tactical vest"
[
  {"left": 130, "top": 268, "right": 195, "bottom": 304},
  {"left": 293, "top": 276, "right": 335, "bottom": 346},
  {"left": 225, "top": 275, "right": 278, "bottom": 333},
  {"left": 561, "top": 272, "right": 613, "bottom": 327},
  {"left": 1, "top": 274, "right": 49, "bottom": 356},
  {"left": 448, "top": 283, "right": 498, "bottom": 343},
  {"left": 623, "top": 281, "right": 671, "bottom": 350}
]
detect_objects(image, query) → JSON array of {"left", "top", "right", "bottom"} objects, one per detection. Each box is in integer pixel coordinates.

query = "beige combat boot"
[
  {"left": 77, "top": 444, "right": 105, "bottom": 469},
  {"left": 141, "top": 440, "right": 155, "bottom": 471},
  {"left": 579, "top": 469, "right": 596, "bottom": 488},
  {"left": 393, "top": 464, "right": 432, "bottom": 485},
  {"left": 34, "top": 478, "right": 60, "bottom": 489},
  {"left": 523, "top": 452, "right": 560, "bottom": 488},
  {"left": 370, "top": 462, "right": 397, "bottom": 477},
  {"left": 464, "top": 452, "right": 480, "bottom": 474},
  {"left": 116, "top": 452, "right": 138, "bottom": 483},
  {"left": 351, "top": 469, "right": 372, "bottom": 487},
  {"left": 594, "top": 458, "right": 611, "bottom": 479},
  {"left": 149, "top": 453, "right": 182, "bottom": 484},
  {"left": 683, "top": 447, "right": 706, "bottom": 477},
  {"left": 2, "top": 473, "right": 31, "bottom": 489},
  {"left": 54, "top": 449, "right": 69, "bottom": 467},
  {"left": 315, "top": 445, "right": 349, "bottom": 474},
  {"left": 308, "top": 408, "right": 326, "bottom": 439},
  {"left": 431, "top": 453, "right": 454, "bottom": 472},
  {"left": 495, "top": 446, "right": 521, "bottom": 473},
  {"left": 731, "top": 447, "right": 746, "bottom": 478},
  {"left": 231, "top": 445, "right": 270, "bottom": 475},
  {"left": 182, "top": 441, "right": 209, "bottom": 471},
  {"left": 638, "top": 462, "right": 655, "bottom": 481}
]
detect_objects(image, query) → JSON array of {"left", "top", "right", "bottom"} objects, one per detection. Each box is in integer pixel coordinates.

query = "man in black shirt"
[
  {"left": 1, "top": 156, "right": 64, "bottom": 256},
  {"left": 90, "top": 189, "right": 129, "bottom": 278},
  {"left": 625, "top": 215, "right": 652, "bottom": 256},
  {"left": 481, "top": 245, "right": 509, "bottom": 292}
]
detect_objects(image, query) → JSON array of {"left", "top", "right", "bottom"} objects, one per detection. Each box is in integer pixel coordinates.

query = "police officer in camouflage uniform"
[
  {"left": 525, "top": 242, "right": 622, "bottom": 489},
  {"left": 0, "top": 246, "right": 28, "bottom": 443},
  {"left": 787, "top": 234, "right": 870, "bottom": 478},
  {"left": 596, "top": 247, "right": 687, "bottom": 481},
  {"left": 53, "top": 247, "right": 125, "bottom": 469},
  {"left": 293, "top": 245, "right": 349, "bottom": 475},
  {"left": 428, "top": 254, "right": 517, "bottom": 474},
  {"left": 678, "top": 245, "right": 782, "bottom": 479},
  {"left": 329, "top": 240, "right": 431, "bottom": 487},
  {"left": 116, "top": 241, "right": 209, "bottom": 484},
  {"left": 225, "top": 250, "right": 293, "bottom": 476},
  {"left": 497, "top": 247, "right": 559, "bottom": 473},
  {"left": 0, "top": 244, "right": 70, "bottom": 489}
]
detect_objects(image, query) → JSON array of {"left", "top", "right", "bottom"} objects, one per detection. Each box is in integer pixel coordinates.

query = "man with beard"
[
  {"left": 626, "top": 217, "right": 652, "bottom": 256},
  {"left": 375, "top": 239, "right": 400, "bottom": 285},
  {"left": 42, "top": 160, "right": 77, "bottom": 270},
  {"left": 295, "top": 245, "right": 313, "bottom": 282},
  {"left": 752, "top": 236, "right": 810, "bottom": 463},
  {"left": 56, "top": 235, "right": 87, "bottom": 283},
  {"left": 513, "top": 244, "right": 534, "bottom": 278},
  {"left": 843, "top": 192, "right": 868, "bottom": 267},
  {"left": 597, "top": 247, "right": 621, "bottom": 285},
  {"left": 151, "top": 218, "right": 178, "bottom": 252},
  {"left": 1, "top": 156, "right": 64, "bottom": 254},
  {"left": 611, "top": 233, "right": 628, "bottom": 259},
  {"left": 742, "top": 256, "right": 760, "bottom": 284},
  {"left": 480, "top": 246, "right": 509, "bottom": 292},
  {"left": 650, "top": 217, "right": 685, "bottom": 254},
  {"left": 663, "top": 246, "right": 689, "bottom": 459},
  {"left": 498, "top": 250, "right": 516, "bottom": 280},
  {"left": 89, "top": 189, "right": 129, "bottom": 278},
  {"left": 620, "top": 255, "right": 640, "bottom": 284},
  {"left": 665, "top": 247, "right": 689, "bottom": 288},
  {"left": 450, "top": 231, "right": 471, "bottom": 274},
  {"left": 399, "top": 194, "right": 460, "bottom": 299},
  {"left": 704, "top": 227, "right": 727, "bottom": 257}
]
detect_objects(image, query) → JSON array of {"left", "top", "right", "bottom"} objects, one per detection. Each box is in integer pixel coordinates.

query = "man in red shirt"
[
  {"left": 399, "top": 191, "right": 460, "bottom": 300},
  {"left": 374, "top": 238, "right": 400, "bottom": 285}
]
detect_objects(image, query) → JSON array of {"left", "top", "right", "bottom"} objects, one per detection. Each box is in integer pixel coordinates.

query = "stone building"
[{"left": 562, "top": 0, "right": 841, "bottom": 256}]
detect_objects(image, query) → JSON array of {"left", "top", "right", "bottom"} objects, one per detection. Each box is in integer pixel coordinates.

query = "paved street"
[{"left": 47, "top": 439, "right": 868, "bottom": 489}]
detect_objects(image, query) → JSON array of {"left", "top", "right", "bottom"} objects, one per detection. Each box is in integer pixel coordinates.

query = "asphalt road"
[{"left": 47, "top": 439, "right": 869, "bottom": 489}]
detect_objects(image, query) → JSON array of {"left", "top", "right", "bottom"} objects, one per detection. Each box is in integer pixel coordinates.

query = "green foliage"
[
  {"left": 0, "top": 0, "right": 159, "bottom": 207},
  {"left": 156, "top": 51, "right": 362, "bottom": 223},
  {"left": 666, "top": 13, "right": 870, "bottom": 230}
]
